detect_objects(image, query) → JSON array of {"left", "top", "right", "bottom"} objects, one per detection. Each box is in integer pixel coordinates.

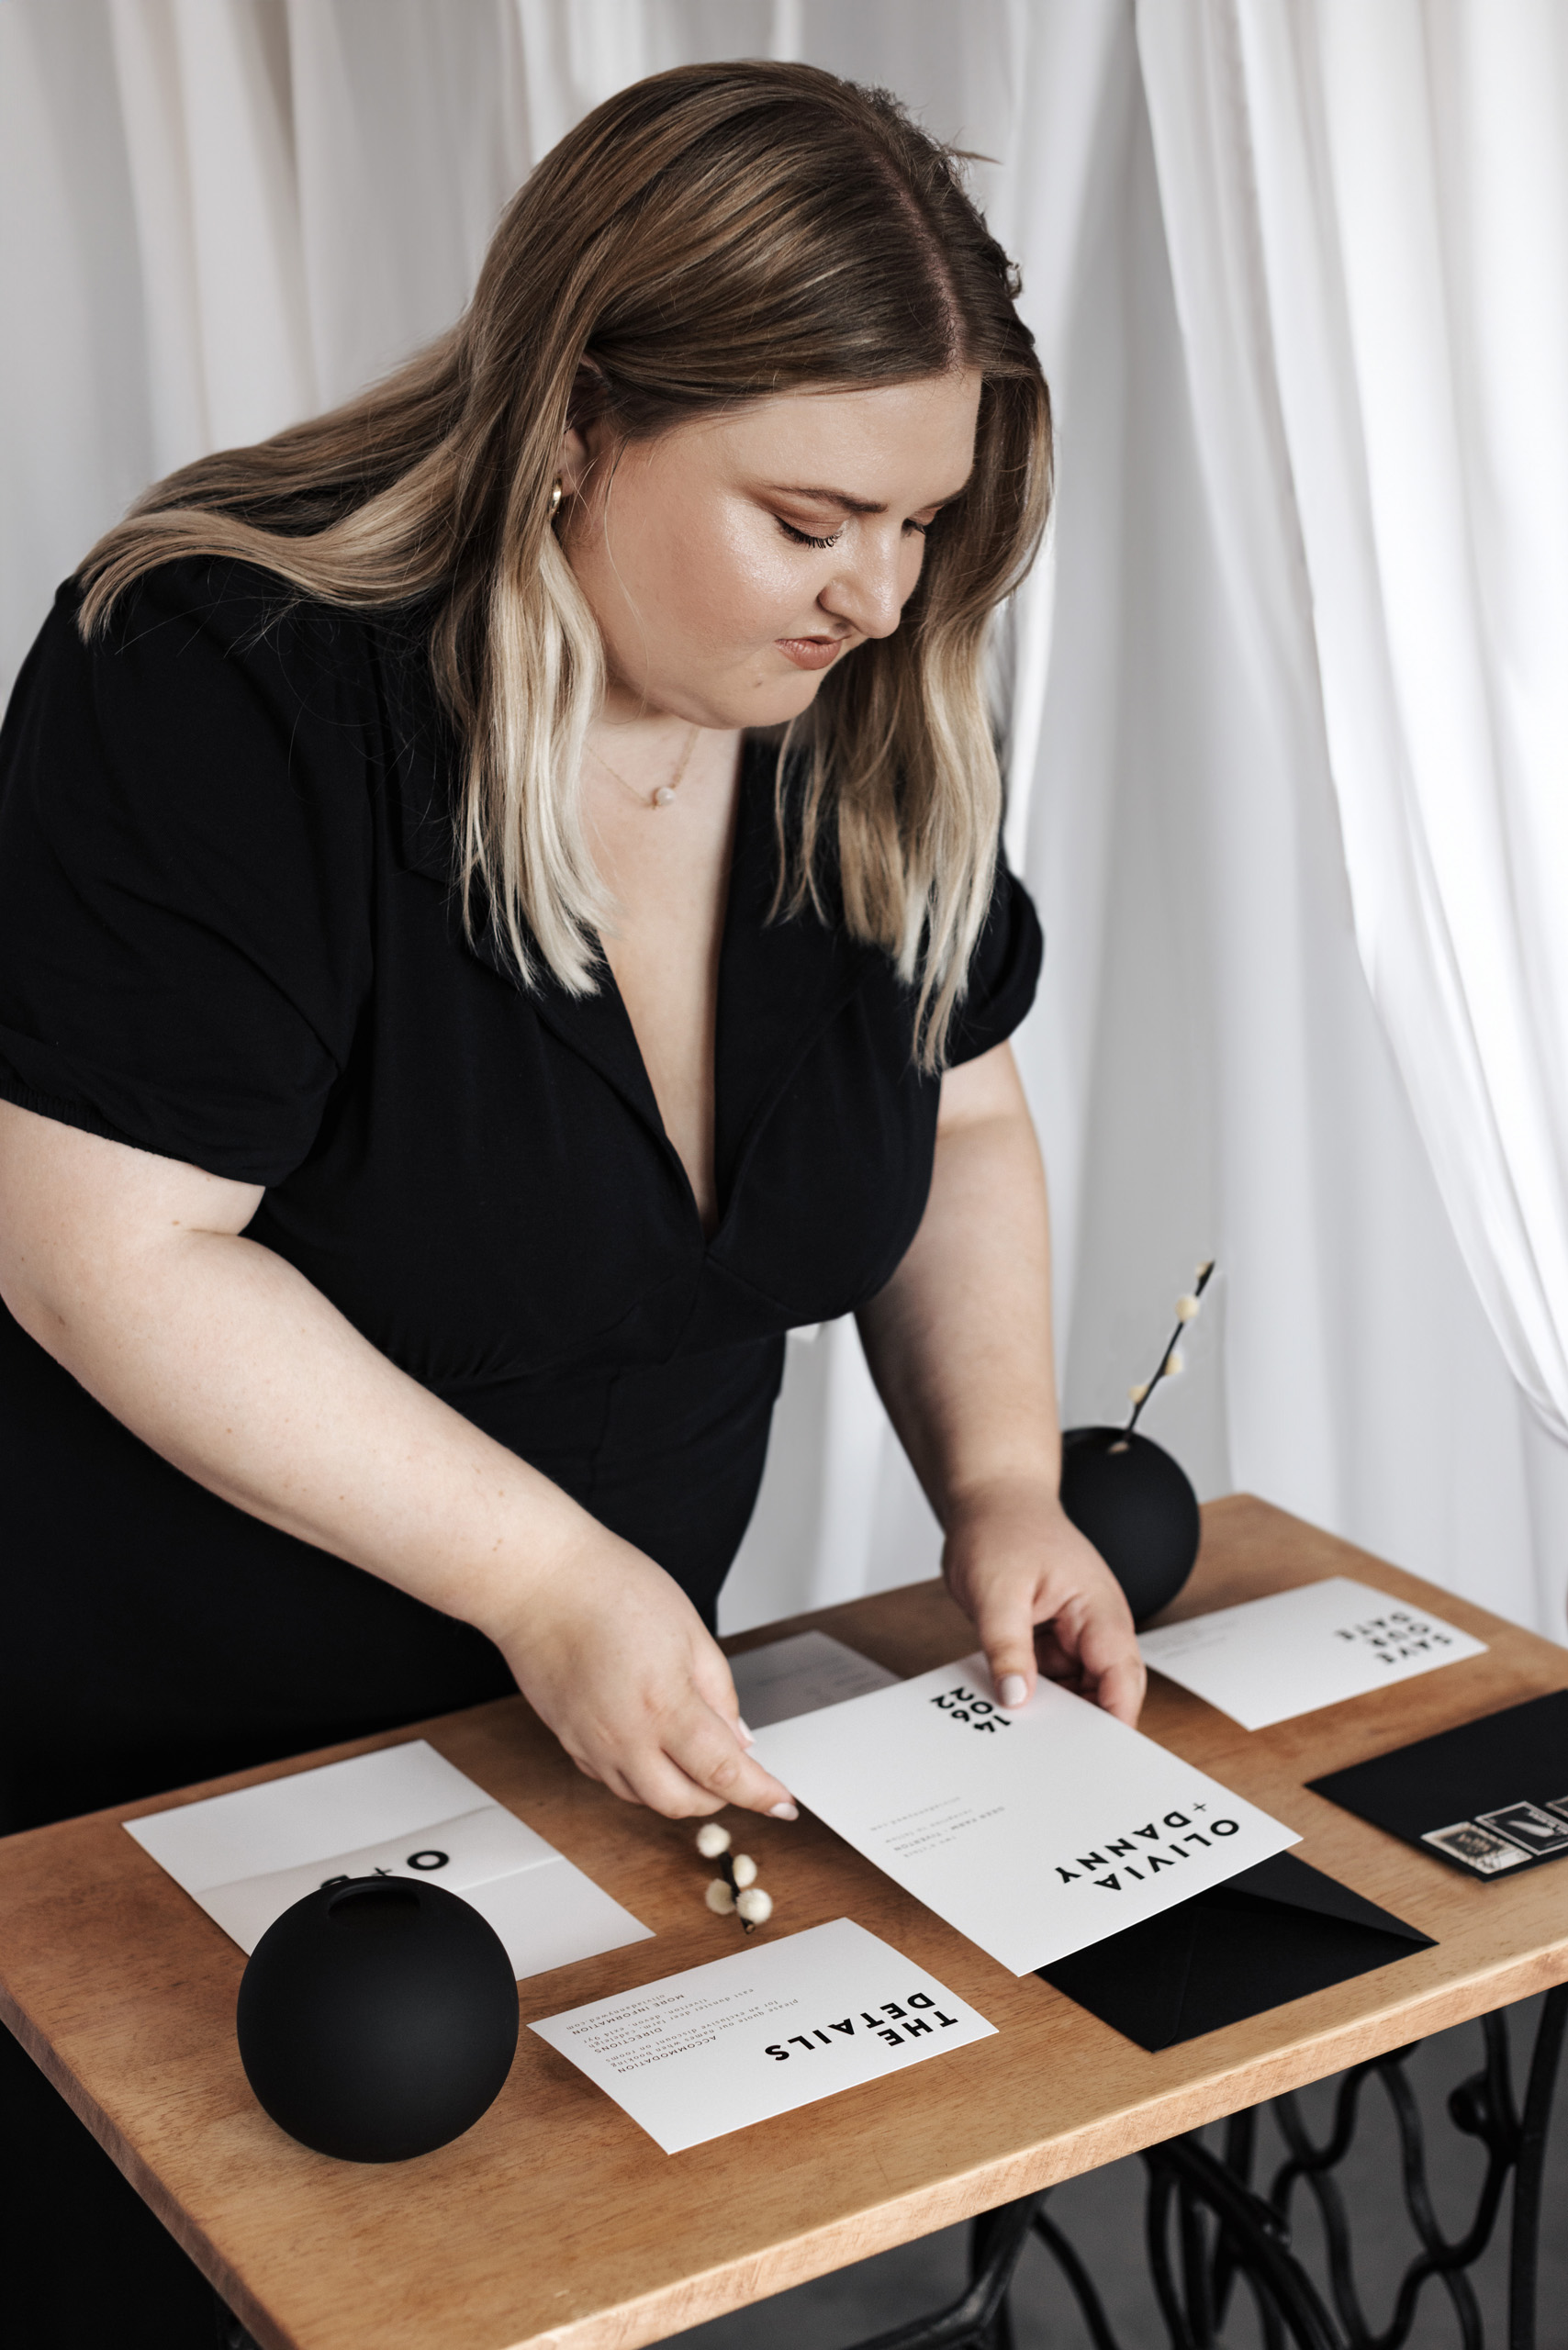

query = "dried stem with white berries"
[
  {"left": 695, "top": 1821, "right": 773, "bottom": 1930},
  {"left": 1125, "top": 1259, "right": 1216, "bottom": 1435}
]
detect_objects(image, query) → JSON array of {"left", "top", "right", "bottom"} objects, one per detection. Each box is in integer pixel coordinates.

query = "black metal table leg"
[
  {"left": 1144, "top": 2134, "right": 1342, "bottom": 2349},
  {"left": 1508, "top": 1982, "right": 1567, "bottom": 2350},
  {"left": 838, "top": 2188, "right": 1047, "bottom": 2350},
  {"left": 214, "top": 2292, "right": 264, "bottom": 2348},
  {"left": 834, "top": 1985, "right": 1564, "bottom": 2350}
]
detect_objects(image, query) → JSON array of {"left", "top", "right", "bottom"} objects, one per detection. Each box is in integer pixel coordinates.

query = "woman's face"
[{"left": 556, "top": 371, "right": 982, "bottom": 730}]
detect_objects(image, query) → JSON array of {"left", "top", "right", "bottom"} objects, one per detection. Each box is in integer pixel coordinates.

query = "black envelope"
[
  {"left": 1038, "top": 1853, "right": 1434, "bottom": 2052},
  {"left": 1309, "top": 1690, "right": 1568, "bottom": 1881}
]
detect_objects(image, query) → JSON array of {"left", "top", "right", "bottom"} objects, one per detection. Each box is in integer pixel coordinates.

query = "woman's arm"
[
  {"left": 856, "top": 1042, "right": 1146, "bottom": 1722},
  {"left": 0, "top": 1099, "right": 797, "bottom": 1820}
]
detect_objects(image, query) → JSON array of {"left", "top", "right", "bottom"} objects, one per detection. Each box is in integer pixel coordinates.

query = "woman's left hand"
[{"left": 941, "top": 1474, "right": 1146, "bottom": 1725}]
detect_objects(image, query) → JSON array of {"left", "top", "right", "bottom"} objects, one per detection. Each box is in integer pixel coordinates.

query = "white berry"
[
  {"left": 731, "top": 1853, "right": 757, "bottom": 1888},
  {"left": 705, "top": 1877, "right": 735, "bottom": 1913},
  {"left": 735, "top": 1886, "right": 773, "bottom": 1924},
  {"left": 696, "top": 1822, "right": 732, "bottom": 1858}
]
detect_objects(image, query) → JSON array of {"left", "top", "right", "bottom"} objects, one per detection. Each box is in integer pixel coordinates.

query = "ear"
[
  {"left": 557, "top": 361, "right": 611, "bottom": 499},
  {"left": 556, "top": 419, "right": 594, "bottom": 498}
]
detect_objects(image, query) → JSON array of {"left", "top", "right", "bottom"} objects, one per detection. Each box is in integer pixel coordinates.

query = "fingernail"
[
  {"left": 736, "top": 1718, "right": 756, "bottom": 1747},
  {"left": 1000, "top": 1674, "right": 1028, "bottom": 1709},
  {"left": 769, "top": 1800, "right": 799, "bottom": 1821}
]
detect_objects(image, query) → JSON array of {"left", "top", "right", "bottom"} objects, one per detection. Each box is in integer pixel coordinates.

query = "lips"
[{"left": 775, "top": 635, "right": 847, "bottom": 672}]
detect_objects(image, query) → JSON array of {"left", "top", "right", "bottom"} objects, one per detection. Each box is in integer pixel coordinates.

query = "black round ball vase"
[
  {"left": 1059, "top": 1427, "right": 1201, "bottom": 1624},
  {"left": 236, "top": 1876, "right": 519, "bottom": 2162}
]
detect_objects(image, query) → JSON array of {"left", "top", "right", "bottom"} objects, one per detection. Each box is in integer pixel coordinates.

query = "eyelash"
[{"left": 777, "top": 519, "right": 932, "bottom": 550}]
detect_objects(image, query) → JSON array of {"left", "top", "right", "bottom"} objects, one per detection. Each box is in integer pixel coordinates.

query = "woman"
[{"left": 0, "top": 62, "right": 1141, "bottom": 2344}]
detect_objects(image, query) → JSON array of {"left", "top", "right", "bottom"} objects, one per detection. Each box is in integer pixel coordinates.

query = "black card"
[
  {"left": 1308, "top": 1691, "right": 1568, "bottom": 1879},
  {"left": 1037, "top": 1852, "right": 1433, "bottom": 2052}
]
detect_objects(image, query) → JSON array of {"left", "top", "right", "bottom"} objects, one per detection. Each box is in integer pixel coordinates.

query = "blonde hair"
[{"left": 78, "top": 62, "right": 1051, "bottom": 1066}]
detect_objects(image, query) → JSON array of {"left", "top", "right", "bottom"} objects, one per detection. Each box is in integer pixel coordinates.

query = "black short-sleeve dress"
[{"left": 0, "top": 558, "right": 1042, "bottom": 1832}]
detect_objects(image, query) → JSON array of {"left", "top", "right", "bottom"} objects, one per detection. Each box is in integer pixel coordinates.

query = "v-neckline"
[
  {"left": 394, "top": 726, "right": 879, "bottom": 1255},
  {"left": 590, "top": 737, "right": 746, "bottom": 1243},
  {"left": 529, "top": 747, "right": 879, "bottom": 1253}
]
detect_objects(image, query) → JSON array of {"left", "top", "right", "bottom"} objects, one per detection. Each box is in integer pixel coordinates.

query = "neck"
[
  {"left": 583, "top": 708, "right": 742, "bottom": 813},
  {"left": 591, "top": 707, "right": 696, "bottom": 747}
]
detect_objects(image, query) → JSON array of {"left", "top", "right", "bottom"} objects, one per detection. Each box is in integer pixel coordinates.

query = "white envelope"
[
  {"left": 1137, "top": 1577, "right": 1487, "bottom": 1730},
  {"left": 751, "top": 1656, "right": 1298, "bottom": 1975},
  {"left": 531, "top": 1918, "right": 994, "bottom": 2153},
  {"left": 728, "top": 1630, "right": 899, "bottom": 1728},
  {"left": 126, "top": 1740, "right": 652, "bottom": 1981}
]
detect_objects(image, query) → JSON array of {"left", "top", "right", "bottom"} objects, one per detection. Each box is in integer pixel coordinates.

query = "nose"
[{"left": 818, "top": 533, "right": 907, "bottom": 642}]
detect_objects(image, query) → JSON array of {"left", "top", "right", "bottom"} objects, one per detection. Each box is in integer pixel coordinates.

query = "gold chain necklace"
[{"left": 588, "top": 723, "right": 700, "bottom": 811}]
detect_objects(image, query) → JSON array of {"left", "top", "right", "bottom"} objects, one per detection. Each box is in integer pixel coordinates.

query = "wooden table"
[{"left": 3, "top": 1496, "right": 1566, "bottom": 2350}]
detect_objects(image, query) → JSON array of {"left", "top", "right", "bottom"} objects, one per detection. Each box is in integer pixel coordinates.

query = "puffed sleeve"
[
  {"left": 0, "top": 559, "right": 376, "bottom": 1184},
  {"left": 943, "top": 848, "right": 1044, "bottom": 1066}
]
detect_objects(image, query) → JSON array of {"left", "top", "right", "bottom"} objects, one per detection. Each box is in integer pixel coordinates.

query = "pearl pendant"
[{"left": 653, "top": 785, "right": 676, "bottom": 807}]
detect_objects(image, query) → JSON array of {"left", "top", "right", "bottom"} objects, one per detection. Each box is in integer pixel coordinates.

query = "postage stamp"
[
  {"left": 1476, "top": 1802, "right": 1568, "bottom": 1852},
  {"left": 1420, "top": 1819, "right": 1534, "bottom": 1875}
]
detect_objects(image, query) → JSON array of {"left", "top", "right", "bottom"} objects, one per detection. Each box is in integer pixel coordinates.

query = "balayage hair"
[{"left": 78, "top": 61, "right": 1051, "bottom": 1066}]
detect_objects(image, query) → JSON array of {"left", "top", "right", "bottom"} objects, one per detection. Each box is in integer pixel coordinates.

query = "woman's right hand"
[
  {"left": 485, "top": 1525, "right": 799, "bottom": 1821},
  {"left": 0, "top": 1103, "right": 796, "bottom": 1825}
]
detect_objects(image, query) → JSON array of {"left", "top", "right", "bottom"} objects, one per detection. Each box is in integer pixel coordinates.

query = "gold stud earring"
[{"left": 549, "top": 478, "right": 564, "bottom": 518}]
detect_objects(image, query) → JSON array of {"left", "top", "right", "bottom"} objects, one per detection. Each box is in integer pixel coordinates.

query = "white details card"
[
  {"left": 531, "top": 1918, "right": 993, "bottom": 2153},
  {"left": 728, "top": 1630, "right": 899, "bottom": 1729},
  {"left": 126, "top": 1741, "right": 652, "bottom": 1981},
  {"left": 1137, "top": 1577, "right": 1487, "bottom": 1730},
  {"left": 751, "top": 1657, "right": 1298, "bottom": 1975}
]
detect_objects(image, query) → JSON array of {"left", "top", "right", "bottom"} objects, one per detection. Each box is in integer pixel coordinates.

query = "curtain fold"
[
  {"left": 0, "top": 0, "right": 151, "bottom": 675},
  {"left": 108, "top": 0, "right": 318, "bottom": 459},
  {"left": 1142, "top": 0, "right": 1568, "bottom": 1444},
  {"left": 285, "top": 1, "right": 531, "bottom": 411}
]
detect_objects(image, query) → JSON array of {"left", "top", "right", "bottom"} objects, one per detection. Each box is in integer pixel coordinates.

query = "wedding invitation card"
[{"left": 751, "top": 1656, "right": 1298, "bottom": 1974}]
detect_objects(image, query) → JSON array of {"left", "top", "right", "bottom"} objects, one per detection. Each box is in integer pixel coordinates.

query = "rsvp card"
[
  {"left": 750, "top": 1657, "right": 1297, "bottom": 1975},
  {"left": 531, "top": 1919, "right": 993, "bottom": 2153},
  {"left": 1137, "top": 1577, "right": 1486, "bottom": 1730},
  {"left": 126, "top": 1741, "right": 652, "bottom": 1981}
]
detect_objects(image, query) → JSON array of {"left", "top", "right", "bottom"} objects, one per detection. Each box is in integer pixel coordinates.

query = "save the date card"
[{"left": 1138, "top": 1577, "right": 1485, "bottom": 1730}]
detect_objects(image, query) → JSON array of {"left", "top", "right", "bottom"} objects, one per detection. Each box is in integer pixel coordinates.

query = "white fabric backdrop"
[
  {"left": 1139, "top": 0, "right": 1568, "bottom": 1449},
  {"left": 4, "top": 0, "right": 1565, "bottom": 1639}
]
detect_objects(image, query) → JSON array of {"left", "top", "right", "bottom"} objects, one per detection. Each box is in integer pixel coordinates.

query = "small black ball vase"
[
  {"left": 236, "top": 1875, "right": 519, "bottom": 2162},
  {"left": 1059, "top": 1427, "right": 1201, "bottom": 1624}
]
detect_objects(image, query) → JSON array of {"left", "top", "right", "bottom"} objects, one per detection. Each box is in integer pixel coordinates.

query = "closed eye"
[{"left": 777, "top": 517, "right": 933, "bottom": 550}]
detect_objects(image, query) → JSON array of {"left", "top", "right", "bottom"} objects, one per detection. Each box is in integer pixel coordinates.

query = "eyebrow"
[{"left": 766, "top": 481, "right": 967, "bottom": 515}]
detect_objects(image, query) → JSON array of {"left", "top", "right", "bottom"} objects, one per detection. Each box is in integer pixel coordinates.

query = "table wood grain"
[{"left": 3, "top": 1496, "right": 1566, "bottom": 2350}]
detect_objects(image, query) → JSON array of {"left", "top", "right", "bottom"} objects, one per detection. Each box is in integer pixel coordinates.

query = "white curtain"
[
  {"left": 1138, "top": 0, "right": 1568, "bottom": 1449},
  {"left": 4, "top": 0, "right": 1566, "bottom": 1639}
]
